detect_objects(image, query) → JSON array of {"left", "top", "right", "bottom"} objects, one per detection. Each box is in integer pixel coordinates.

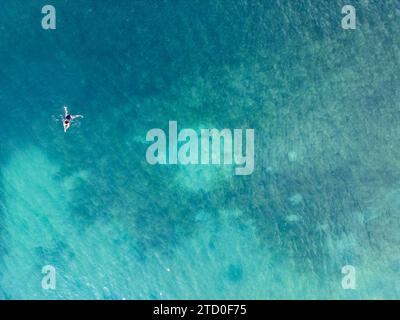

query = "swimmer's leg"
[{"left": 63, "top": 122, "right": 70, "bottom": 133}]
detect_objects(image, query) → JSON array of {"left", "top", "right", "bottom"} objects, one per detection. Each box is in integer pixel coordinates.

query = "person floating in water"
[{"left": 63, "top": 106, "right": 83, "bottom": 133}]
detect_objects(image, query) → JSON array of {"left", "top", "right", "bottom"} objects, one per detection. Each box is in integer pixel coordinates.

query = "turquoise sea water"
[{"left": 0, "top": 0, "right": 399, "bottom": 299}]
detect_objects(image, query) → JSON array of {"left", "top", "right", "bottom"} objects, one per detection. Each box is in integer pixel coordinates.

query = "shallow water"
[{"left": 0, "top": 0, "right": 399, "bottom": 299}]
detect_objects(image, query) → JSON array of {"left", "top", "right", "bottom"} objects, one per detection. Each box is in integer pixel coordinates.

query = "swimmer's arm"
[
  {"left": 64, "top": 106, "right": 68, "bottom": 116},
  {"left": 71, "top": 115, "right": 84, "bottom": 120}
]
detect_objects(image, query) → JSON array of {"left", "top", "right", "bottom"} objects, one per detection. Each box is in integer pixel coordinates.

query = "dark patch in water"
[
  {"left": 208, "top": 240, "right": 216, "bottom": 251},
  {"left": 226, "top": 264, "right": 244, "bottom": 283}
]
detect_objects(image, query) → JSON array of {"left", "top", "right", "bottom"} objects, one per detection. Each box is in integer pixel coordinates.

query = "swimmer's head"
[{"left": 66, "top": 115, "right": 72, "bottom": 120}]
